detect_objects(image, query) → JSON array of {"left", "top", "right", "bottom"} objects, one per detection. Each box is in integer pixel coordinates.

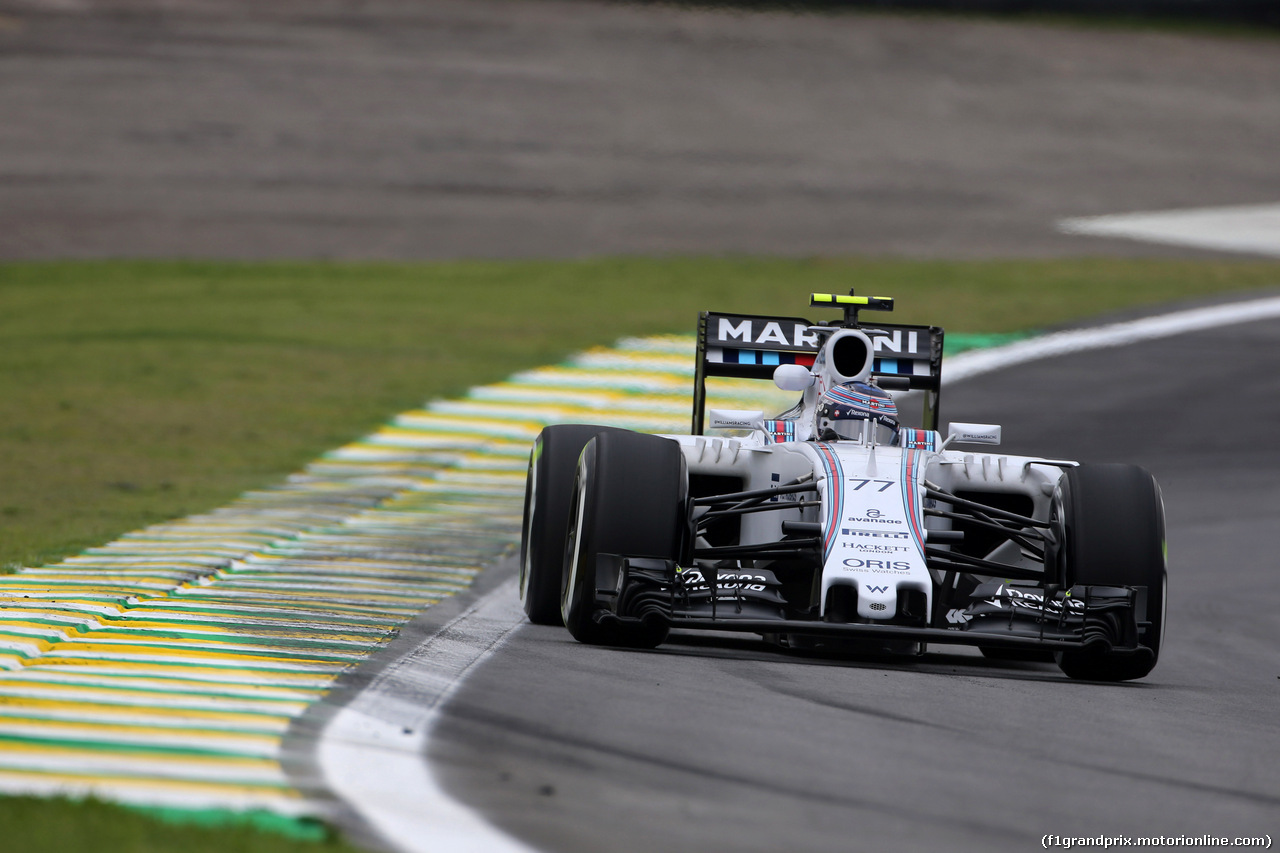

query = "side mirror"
[
  {"left": 773, "top": 364, "right": 815, "bottom": 392},
  {"left": 946, "top": 423, "right": 1002, "bottom": 446}
]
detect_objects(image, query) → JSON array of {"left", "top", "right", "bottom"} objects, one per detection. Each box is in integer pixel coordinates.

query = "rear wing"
[{"left": 692, "top": 310, "right": 945, "bottom": 434}]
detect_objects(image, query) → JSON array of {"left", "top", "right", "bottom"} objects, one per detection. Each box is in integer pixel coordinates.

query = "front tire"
[
  {"left": 1053, "top": 464, "right": 1167, "bottom": 682},
  {"left": 562, "top": 430, "right": 687, "bottom": 648},
  {"left": 520, "top": 425, "right": 621, "bottom": 625}
]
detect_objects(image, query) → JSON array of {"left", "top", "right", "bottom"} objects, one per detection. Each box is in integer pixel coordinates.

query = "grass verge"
[{"left": 0, "top": 797, "right": 363, "bottom": 853}]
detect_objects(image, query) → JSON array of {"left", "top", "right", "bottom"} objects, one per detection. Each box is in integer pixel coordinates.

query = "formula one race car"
[{"left": 519, "top": 293, "right": 1167, "bottom": 681}]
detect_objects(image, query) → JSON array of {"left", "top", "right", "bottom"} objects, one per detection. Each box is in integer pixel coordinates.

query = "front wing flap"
[{"left": 593, "top": 557, "right": 1151, "bottom": 657}]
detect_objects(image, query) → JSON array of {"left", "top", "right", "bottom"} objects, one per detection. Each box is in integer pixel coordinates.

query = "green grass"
[
  {"left": 0, "top": 797, "right": 364, "bottom": 853},
  {"left": 3, "top": 257, "right": 1279, "bottom": 572},
  {"left": 0, "top": 255, "right": 1278, "bottom": 849}
]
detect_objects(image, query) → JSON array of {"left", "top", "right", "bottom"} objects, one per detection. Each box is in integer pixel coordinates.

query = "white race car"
[{"left": 520, "top": 293, "right": 1166, "bottom": 681}]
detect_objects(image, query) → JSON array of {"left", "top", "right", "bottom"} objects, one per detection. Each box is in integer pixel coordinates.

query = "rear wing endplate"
[{"left": 692, "top": 311, "right": 945, "bottom": 434}]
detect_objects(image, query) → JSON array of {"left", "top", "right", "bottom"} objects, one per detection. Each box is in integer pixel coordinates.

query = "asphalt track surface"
[
  {"left": 3, "top": 0, "right": 1280, "bottom": 260},
  {"left": 425, "top": 312, "right": 1280, "bottom": 852}
]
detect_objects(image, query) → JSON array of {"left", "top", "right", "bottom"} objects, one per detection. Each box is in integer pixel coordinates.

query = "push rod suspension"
[
  {"left": 923, "top": 482, "right": 1052, "bottom": 529},
  {"left": 923, "top": 508, "right": 1048, "bottom": 557},
  {"left": 694, "top": 538, "right": 821, "bottom": 558},
  {"left": 924, "top": 546, "right": 1045, "bottom": 582},
  {"left": 700, "top": 500, "right": 821, "bottom": 520},
  {"left": 692, "top": 480, "right": 816, "bottom": 506}
]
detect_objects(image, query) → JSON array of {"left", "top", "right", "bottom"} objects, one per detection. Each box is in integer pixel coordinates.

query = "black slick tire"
[
  {"left": 561, "top": 430, "right": 687, "bottom": 648},
  {"left": 520, "top": 425, "right": 621, "bottom": 625},
  {"left": 1053, "top": 464, "right": 1167, "bottom": 682}
]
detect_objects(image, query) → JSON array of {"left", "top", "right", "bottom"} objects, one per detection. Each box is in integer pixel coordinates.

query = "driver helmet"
[{"left": 814, "top": 381, "right": 899, "bottom": 443}]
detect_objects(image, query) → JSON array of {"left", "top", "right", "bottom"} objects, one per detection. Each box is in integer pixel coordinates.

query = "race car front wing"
[{"left": 591, "top": 556, "right": 1156, "bottom": 661}]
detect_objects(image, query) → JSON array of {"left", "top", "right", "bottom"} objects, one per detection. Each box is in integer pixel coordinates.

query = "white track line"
[
  {"left": 1059, "top": 203, "right": 1280, "bottom": 257},
  {"left": 317, "top": 577, "right": 536, "bottom": 853},
  {"left": 943, "top": 295, "right": 1280, "bottom": 384},
  {"left": 319, "top": 294, "right": 1280, "bottom": 853}
]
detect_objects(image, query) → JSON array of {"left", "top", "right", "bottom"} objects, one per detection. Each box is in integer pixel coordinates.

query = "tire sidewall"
[
  {"left": 518, "top": 435, "right": 542, "bottom": 606},
  {"left": 1055, "top": 464, "right": 1167, "bottom": 681},
  {"left": 521, "top": 425, "right": 623, "bottom": 626},
  {"left": 561, "top": 440, "right": 602, "bottom": 640},
  {"left": 561, "top": 431, "right": 684, "bottom": 647}
]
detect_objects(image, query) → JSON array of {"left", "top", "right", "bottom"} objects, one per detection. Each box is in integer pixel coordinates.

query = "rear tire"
[
  {"left": 520, "top": 425, "right": 621, "bottom": 625},
  {"left": 1053, "top": 464, "right": 1167, "bottom": 682},
  {"left": 562, "top": 430, "right": 687, "bottom": 648}
]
